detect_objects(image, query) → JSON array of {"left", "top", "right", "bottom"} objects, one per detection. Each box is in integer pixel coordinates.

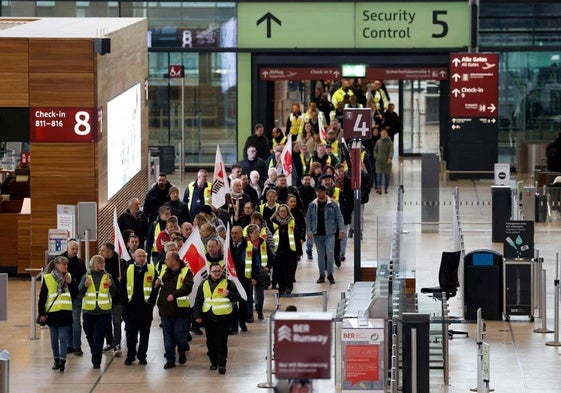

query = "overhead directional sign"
[
  {"left": 366, "top": 67, "right": 448, "bottom": 81},
  {"left": 259, "top": 67, "right": 341, "bottom": 81},
  {"left": 256, "top": 12, "right": 281, "bottom": 38},
  {"left": 450, "top": 53, "right": 499, "bottom": 117},
  {"left": 238, "top": 2, "right": 471, "bottom": 49}
]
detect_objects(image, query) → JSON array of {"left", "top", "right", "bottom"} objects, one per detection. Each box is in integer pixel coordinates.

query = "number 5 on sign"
[{"left": 343, "top": 108, "right": 372, "bottom": 141}]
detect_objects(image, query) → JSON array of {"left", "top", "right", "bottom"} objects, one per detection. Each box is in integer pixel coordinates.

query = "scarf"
[
  {"left": 275, "top": 216, "right": 292, "bottom": 226},
  {"left": 230, "top": 190, "right": 244, "bottom": 200},
  {"left": 51, "top": 268, "right": 67, "bottom": 294}
]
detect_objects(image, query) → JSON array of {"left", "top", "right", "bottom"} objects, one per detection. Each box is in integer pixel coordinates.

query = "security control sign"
[
  {"left": 238, "top": 2, "right": 471, "bottom": 49},
  {"left": 30, "top": 108, "right": 98, "bottom": 143},
  {"left": 274, "top": 312, "right": 332, "bottom": 379},
  {"left": 343, "top": 108, "right": 372, "bottom": 141},
  {"left": 450, "top": 53, "right": 499, "bottom": 117}
]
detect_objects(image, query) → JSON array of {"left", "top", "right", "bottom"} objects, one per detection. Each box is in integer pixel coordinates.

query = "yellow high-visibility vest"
[
  {"left": 158, "top": 265, "right": 190, "bottom": 307},
  {"left": 202, "top": 279, "right": 232, "bottom": 315},
  {"left": 126, "top": 264, "right": 155, "bottom": 303},
  {"left": 44, "top": 273, "right": 72, "bottom": 312},
  {"left": 271, "top": 219, "right": 297, "bottom": 252},
  {"left": 82, "top": 273, "right": 112, "bottom": 311},
  {"left": 244, "top": 240, "right": 268, "bottom": 279}
]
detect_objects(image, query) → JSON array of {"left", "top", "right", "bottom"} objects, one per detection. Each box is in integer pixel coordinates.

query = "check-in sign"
[{"left": 30, "top": 108, "right": 98, "bottom": 142}]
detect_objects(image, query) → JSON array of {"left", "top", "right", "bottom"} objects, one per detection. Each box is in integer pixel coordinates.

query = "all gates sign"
[{"left": 449, "top": 53, "right": 499, "bottom": 117}]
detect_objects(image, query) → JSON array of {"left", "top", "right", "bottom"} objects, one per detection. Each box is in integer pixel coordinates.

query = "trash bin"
[
  {"left": 149, "top": 145, "right": 175, "bottom": 175},
  {"left": 464, "top": 250, "right": 503, "bottom": 321},
  {"left": 0, "top": 349, "right": 9, "bottom": 393}
]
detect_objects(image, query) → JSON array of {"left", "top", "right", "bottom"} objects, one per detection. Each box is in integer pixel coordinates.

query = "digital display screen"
[
  {"left": 472, "top": 253, "right": 494, "bottom": 267},
  {"left": 342, "top": 64, "right": 366, "bottom": 78},
  {"left": 107, "top": 83, "right": 141, "bottom": 199}
]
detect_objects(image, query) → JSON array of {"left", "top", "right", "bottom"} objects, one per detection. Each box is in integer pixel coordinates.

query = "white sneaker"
[{"left": 113, "top": 345, "right": 121, "bottom": 357}]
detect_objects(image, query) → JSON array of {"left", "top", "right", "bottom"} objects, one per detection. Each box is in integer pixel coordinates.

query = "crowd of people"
[{"left": 37, "top": 78, "right": 399, "bottom": 379}]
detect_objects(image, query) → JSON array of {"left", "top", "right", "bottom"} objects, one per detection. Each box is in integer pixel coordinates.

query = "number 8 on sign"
[{"left": 74, "top": 111, "right": 91, "bottom": 136}]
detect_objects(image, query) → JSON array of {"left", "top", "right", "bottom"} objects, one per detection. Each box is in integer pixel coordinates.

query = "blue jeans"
[
  {"left": 376, "top": 173, "right": 390, "bottom": 188},
  {"left": 314, "top": 234, "right": 335, "bottom": 277},
  {"left": 83, "top": 313, "right": 111, "bottom": 367},
  {"left": 71, "top": 297, "right": 82, "bottom": 349},
  {"left": 49, "top": 325, "right": 71, "bottom": 360},
  {"left": 253, "top": 285, "right": 265, "bottom": 312},
  {"left": 306, "top": 238, "right": 313, "bottom": 254},
  {"left": 161, "top": 316, "right": 188, "bottom": 364}
]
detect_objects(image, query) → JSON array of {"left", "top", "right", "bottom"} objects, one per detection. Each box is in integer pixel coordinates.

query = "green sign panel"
[{"left": 237, "top": 2, "right": 471, "bottom": 49}]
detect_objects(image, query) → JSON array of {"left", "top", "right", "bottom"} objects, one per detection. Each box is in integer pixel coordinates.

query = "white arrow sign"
[
  {"left": 488, "top": 103, "right": 496, "bottom": 113},
  {"left": 452, "top": 58, "right": 461, "bottom": 66},
  {"left": 452, "top": 73, "right": 461, "bottom": 82},
  {"left": 452, "top": 88, "right": 461, "bottom": 97}
]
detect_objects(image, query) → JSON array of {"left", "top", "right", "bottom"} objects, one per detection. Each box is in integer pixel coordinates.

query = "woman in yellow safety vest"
[
  {"left": 78, "top": 254, "right": 117, "bottom": 370},
  {"left": 270, "top": 204, "right": 298, "bottom": 294},
  {"left": 193, "top": 263, "right": 240, "bottom": 375},
  {"left": 38, "top": 256, "right": 77, "bottom": 373}
]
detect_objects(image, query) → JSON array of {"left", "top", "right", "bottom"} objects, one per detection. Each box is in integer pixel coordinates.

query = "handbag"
[
  {"left": 258, "top": 267, "right": 271, "bottom": 289},
  {"left": 36, "top": 292, "right": 61, "bottom": 326}
]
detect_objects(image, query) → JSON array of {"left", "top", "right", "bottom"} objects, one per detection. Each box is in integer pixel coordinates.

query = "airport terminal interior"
[
  {"left": 0, "top": 1, "right": 561, "bottom": 392},
  {"left": 1, "top": 166, "right": 561, "bottom": 393}
]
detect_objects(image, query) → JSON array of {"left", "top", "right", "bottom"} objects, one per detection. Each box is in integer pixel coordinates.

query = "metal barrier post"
[
  {"left": 535, "top": 268, "right": 553, "bottom": 334},
  {"left": 546, "top": 252, "right": 561, "bottom": 346},
  {"left": 390, "top": 323, "right": 398, "bottom": 393},
  {"left": 441, "top": 292, "right": 450, "bottom": 386},
  {"left": 257, "top": 312, "right": 275, "bottom": 389},
  {"left": 534, "top": 250, "right": 541, "bottom": 314},
  {"left": 28, "top": 269, "right": 43, "bottom": 341},
  {"left": 0, "top": 349, "right": 9, "bottom": 393}
]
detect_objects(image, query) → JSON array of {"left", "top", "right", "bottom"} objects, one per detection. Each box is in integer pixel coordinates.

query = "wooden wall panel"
[
  {"left": 0, "top": 213, "right": 19, "bottom": 273},
  {"left": 17, "top": 214, "right": 31, "bottom": 274},
  {"left": 29, "top": 73, "right": 94, "bottom": 107},
  {"left": 30, "top": 143, "right": 96, "bottom": 177},
  {"left": 0, "top": 39, "right": 28, "bottom": 73},
  {"left": 0, "top": 73, "right": 28, "bottom": 106},
  {"left": 31, "top": 177, "right": 96, "bottom": 212},
  {"left": 29, "top": 39, "right": 93, "bottom": 73}
]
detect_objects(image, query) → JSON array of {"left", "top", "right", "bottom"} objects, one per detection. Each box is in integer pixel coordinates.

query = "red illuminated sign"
[
  {"left": 168, "top": 65, "right": 185, "bottom": 78},
  {"left": 367, "top": 67, "right": 448, "bottom": 81},
  {"left": 30, "top": 108, "right": 98, "bottom": 143},
  {"left": 450, "top": 53, "right": 499, "bottom": 117},
  {"left": 259, "top": 67, "right": 341, "bottom": 81}
]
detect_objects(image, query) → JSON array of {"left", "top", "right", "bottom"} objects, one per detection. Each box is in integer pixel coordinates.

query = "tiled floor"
[{"left": 2, "top": 157, "right": 561, "bottom": 392}]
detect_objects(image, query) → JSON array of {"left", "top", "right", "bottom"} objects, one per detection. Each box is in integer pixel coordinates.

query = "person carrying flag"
[{"left": 193, "top": 262, "right": 240, "bottom": 375}]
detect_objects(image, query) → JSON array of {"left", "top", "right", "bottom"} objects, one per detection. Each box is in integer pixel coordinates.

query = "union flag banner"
[
  {"left": 280, "top": 137, "right": 292, "bottom": 186},
  {"left": 211, "top": 145, "right": 230, "bottom": 208}
]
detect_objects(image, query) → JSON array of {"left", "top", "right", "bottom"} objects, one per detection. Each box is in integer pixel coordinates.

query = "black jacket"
[
  {"left": 143, "top": 181, "right": 172, "bottom": 223},
  {"left": 117, "top": 209, "right": 148, "bottom": 247}
]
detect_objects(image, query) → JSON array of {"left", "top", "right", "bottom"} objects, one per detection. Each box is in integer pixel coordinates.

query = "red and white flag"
[
  {"left": 280, "top": 136, "right": 293, "bottom": 186},
  {"left": 178, "top": 226, "right": 208, "bottom": 298},
  {"left": 211, "top": 145, "right": 230, "bottom": 209},
  {"left": 319, "top": 121, "right": 327, "bottom": 142},
  {"left": 224, "top": 223, "right": 247, "bottom": 300},
  {"left": 113, "top": 208, "right": 131, "bottom": 262}
]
